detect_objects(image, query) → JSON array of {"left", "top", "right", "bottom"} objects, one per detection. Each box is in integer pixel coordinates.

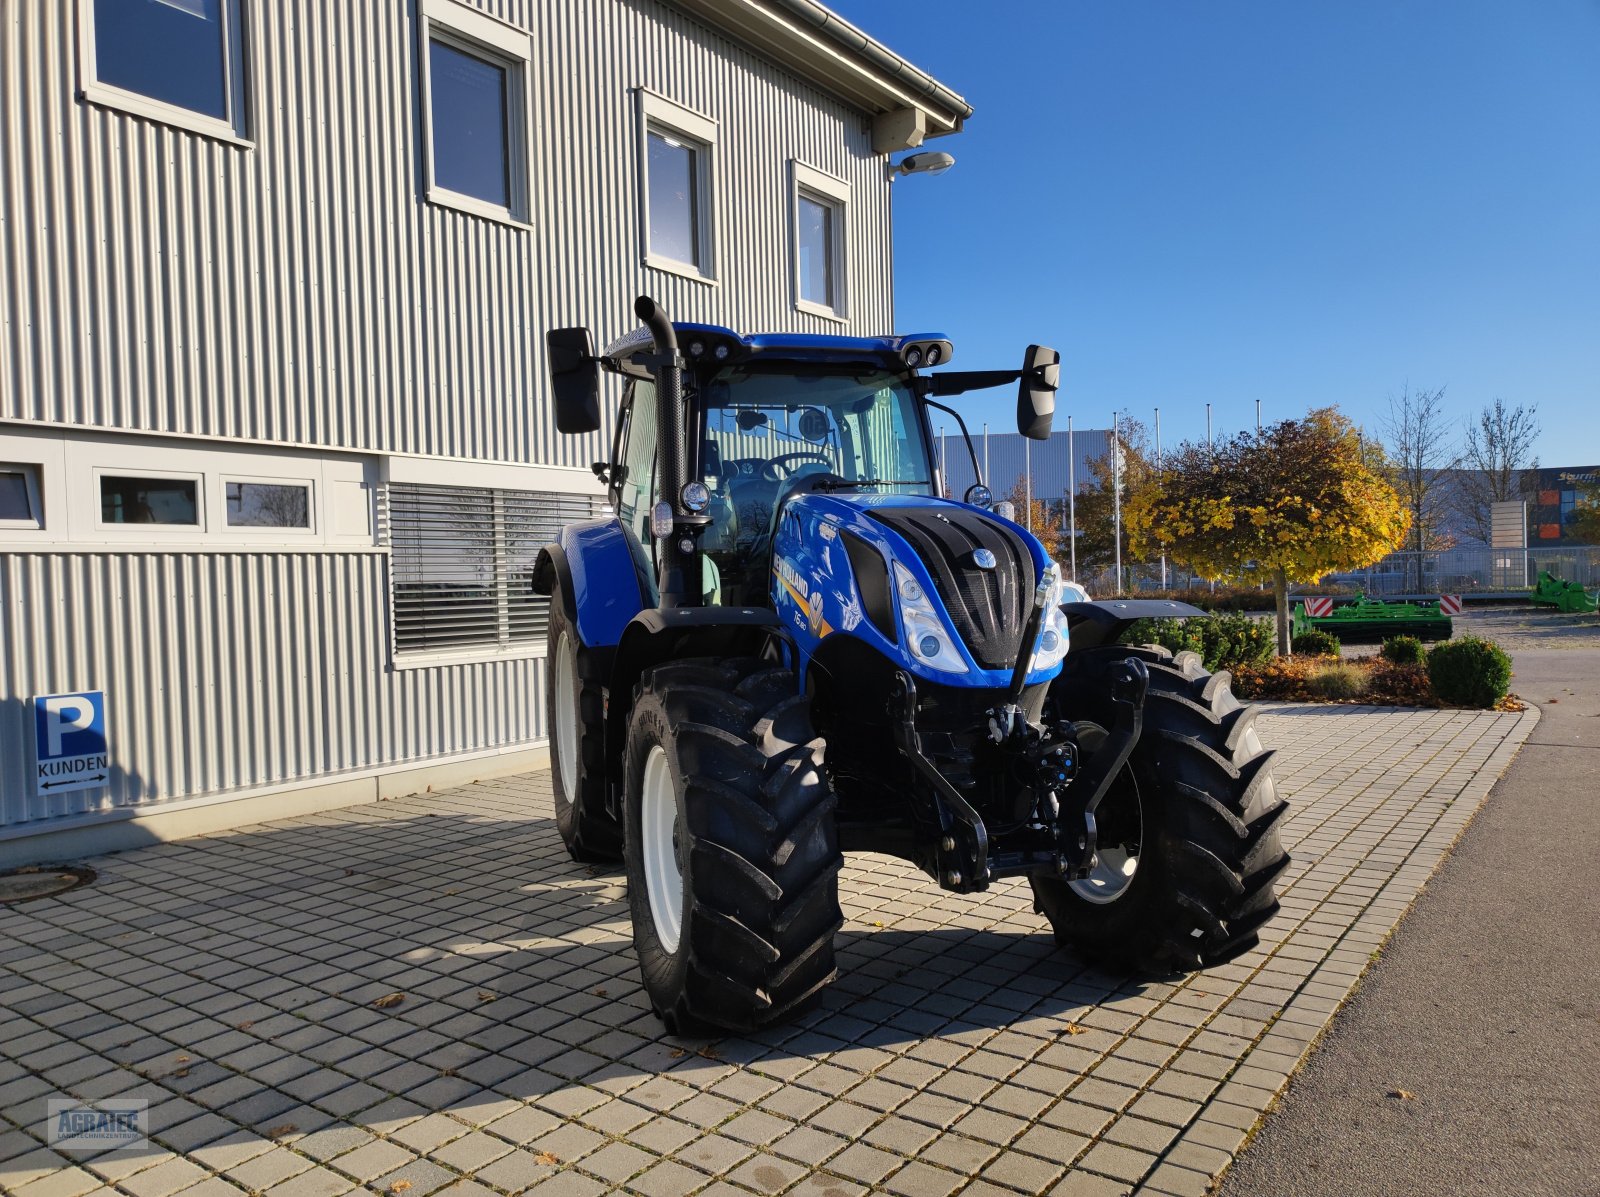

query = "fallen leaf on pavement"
[
  {"left": 1387, "top": 1088, "right": 1416, "bottom": 1101},
  {"left": 266, "top": 1123, "right": 297, "bottom": 1138},
  {"left": 1061, "top": 1024, "right": 1086, "bottom": 1036},
  {"left": 236, "top": 1021, "right": 253, "bottom": 1031},
  {"left": 172, "top": 1068, "right": 190, "bottom": 1078},
  {"left": 668, "top": 1047, "right": 686, "bottom": 1058},
  {"left": 372, "top": 993, "right": 406, "bottom": 1010},
  {"left": 534, "top": 1150, "right": 561, "bottom": 1165},
  {"left": 697, "top": 1045, "right": 721, "bottom": 1060},
  {"left": 389, "top": 1182, "right": 414, "bottom": 1194}
]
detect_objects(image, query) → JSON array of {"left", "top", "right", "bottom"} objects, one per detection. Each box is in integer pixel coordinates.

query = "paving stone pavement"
[{"left": 0, "top": 703, "right": 1534, "bottom": 1197}]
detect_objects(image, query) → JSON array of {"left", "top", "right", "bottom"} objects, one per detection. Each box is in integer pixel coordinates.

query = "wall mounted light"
[{"left": 890, "top": 151, "right": 955, "bottom": 180}]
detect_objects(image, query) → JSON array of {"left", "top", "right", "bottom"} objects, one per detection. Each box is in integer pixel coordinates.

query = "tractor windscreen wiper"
[{"left": 814, "top": 478, "right": 928, "bottom": 492}]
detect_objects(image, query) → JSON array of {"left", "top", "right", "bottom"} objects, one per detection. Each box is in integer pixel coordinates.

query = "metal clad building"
[
  {"left": 0, "top": 0, "right": 968, "bottom": 857},
  {"left": 938, "top": 429, "right": 1114, "bottom": 504}
]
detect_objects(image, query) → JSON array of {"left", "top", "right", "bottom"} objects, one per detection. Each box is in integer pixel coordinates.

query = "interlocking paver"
[{"left": 0, "top": 706, "right": 1533, "bottom": 1196}]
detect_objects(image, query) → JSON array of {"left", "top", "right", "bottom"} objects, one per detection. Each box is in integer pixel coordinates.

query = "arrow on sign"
[{"left": 41, "top": 775, "right": 107, "bottom": 790}]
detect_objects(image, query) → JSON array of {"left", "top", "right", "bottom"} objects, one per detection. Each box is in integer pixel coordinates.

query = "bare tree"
[
  {"left": 1383, "top": 385, "right": 1460, "bottom": 591},
  {"left": 1454, "top": 398, "right": 1539, "bottom": 544}
]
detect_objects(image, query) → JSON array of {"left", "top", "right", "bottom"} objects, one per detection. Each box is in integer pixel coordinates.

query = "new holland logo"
[{"left": 970, "top": 549, "right": 997, "bottom": 570}]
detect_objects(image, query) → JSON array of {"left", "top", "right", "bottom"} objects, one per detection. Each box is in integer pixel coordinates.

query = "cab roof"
[{"left": 604, "top": 321, "right": 953, "bottom": 368}]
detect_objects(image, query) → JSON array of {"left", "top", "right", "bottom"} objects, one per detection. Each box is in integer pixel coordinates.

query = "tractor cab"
[{"left": 599, "top": 324, "right": 945, "bottom": 608}]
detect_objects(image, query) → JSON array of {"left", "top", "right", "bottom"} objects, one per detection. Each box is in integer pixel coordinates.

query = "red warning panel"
[
  {"left": 1305, "top": 596, "right": 1333, "bottom": 617},
  {"left": 1438, "top": 595, "right": 1463, "bottom": 616}
]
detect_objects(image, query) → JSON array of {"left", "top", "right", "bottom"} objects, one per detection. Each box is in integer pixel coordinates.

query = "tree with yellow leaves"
[{"left": 1126, "top": 408, "right": 1411, "bottom": 655}]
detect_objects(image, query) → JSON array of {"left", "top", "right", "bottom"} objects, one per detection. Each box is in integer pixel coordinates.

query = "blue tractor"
[{"left": 533, "top": 297, "right": 1287, "bottom": 1034}]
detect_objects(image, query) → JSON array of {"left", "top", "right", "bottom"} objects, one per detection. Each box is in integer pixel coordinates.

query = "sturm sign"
[{"left": 33, "top": 691, "right": 109, "bottom": 797}]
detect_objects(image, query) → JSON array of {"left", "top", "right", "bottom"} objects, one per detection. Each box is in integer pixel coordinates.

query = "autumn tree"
[
  {"left": 1071, "top": 418, "right": 1155, "bottom": 584},
  {"left": 1002, "top": 476, "right": 1068, "bottom": 561},
  {"left": 1384, "top": 385, "right": 1459, "bottom": 588},
  {"left": 1454, "top": 398, "right": 1539, "bottom": 543},
  {"left": 1126, "top": 408, "right": 1411, "bottom": 656},
  {"left": 1569, "top": 477, "right": 1600, "bottom": 545}
]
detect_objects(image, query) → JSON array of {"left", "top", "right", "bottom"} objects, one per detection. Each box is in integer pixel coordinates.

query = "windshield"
[
  {"left": 690, "top": 366, "right": 932, "bottom": 605},
  {"left": 699, "top": 367, "right": 933, "bottom": 498}
]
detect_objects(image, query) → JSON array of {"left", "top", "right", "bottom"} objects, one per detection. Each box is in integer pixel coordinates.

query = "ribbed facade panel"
[
  {"left": 0, "top": 551, "right": 546, "bottom": 829},
  {"left": 938, "top": 428, "right": 1115, "bottom": 501},
  {"left": 1, "top": 0, "right": 894, "bottom": 471}
]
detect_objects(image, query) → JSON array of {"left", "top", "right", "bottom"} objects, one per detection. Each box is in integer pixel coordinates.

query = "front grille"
[{"left": 866, "top": 506, "right": 1034, "bottom": 669}]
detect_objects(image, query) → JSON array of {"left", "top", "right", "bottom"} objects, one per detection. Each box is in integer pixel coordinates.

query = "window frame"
[
  {"left": 0, "top": 463, "right": 45, "bottom": 532},
  {"left": 94, "top": 467, "right": 207, "bottom": 534},
  {"left": 220, "top": 473, "right": 317, "bottom": 535},
  {"left": 418, "top": 0, "right": 534, "bottom": 227},
  {"left": 637, "top": 90, "right": 718, "bottom": 284},
  {"left": 791, "top": 161, "right": 850, "bottom": 321},
  {"left": 77, "top": 0, "right": 253, "bottom": 146}
]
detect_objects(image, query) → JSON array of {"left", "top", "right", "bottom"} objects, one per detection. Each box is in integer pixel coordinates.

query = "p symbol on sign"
[{"left": 44, "top": 696, "right": 98, "bottom": 756}]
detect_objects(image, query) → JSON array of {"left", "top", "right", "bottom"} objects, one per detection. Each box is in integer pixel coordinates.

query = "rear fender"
[
  {"left": 1062, "top": 598, "right": 1209, "bottom": 652},
  {"left": 530, "top": 516, "right": 652, "bottom": 648}
]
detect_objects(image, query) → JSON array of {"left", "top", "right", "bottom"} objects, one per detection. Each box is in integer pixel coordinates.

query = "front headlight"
[
  {"left": 892, "top": 562, "right": 968, "bottom": 673},
  {"left": 1029, "top": 570, "right": 1071, "bottom": 672}
]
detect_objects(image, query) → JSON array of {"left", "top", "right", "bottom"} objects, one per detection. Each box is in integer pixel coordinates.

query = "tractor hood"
[{"left": 771, "top": 491, "right": 1066, "bottom": 688}]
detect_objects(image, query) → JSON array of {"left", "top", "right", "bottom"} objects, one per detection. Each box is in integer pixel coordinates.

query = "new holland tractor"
[{"left": 532, "top": 297, "right": 1287, "bottom": 1034}]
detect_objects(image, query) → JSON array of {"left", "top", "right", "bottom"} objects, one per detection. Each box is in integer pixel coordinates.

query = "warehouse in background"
[{"left": 0, "top": 0, "right": 969, "bottom": 863}]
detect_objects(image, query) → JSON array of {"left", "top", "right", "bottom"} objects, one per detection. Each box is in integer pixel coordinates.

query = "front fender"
[
  {"left": 1062, "top": 599, "right": 1208, "bottom": 652},
  {"left": 533, "top": 517, "right": 652, "bottom": 648}
]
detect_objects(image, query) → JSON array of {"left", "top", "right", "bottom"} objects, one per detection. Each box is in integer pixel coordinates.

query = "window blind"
[{"left": 388, "top": 484, "right": 599, "bottom": 654}]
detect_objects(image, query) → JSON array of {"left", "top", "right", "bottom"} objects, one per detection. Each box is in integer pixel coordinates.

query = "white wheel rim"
[
  {"left": 553, "top": 632, "right": 579, "bottom": 799},
  {"left": 1069, "top": 845, "right": 1139, "bottom": 905},
  {"left": 641, "top": 745, "right": 684, "bottom": 954}
]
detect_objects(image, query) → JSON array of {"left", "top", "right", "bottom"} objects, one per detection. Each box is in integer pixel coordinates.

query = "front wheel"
[
  {"left": 624, "top": 657, "right": 843, "bottom": 1034},
  {"left": 1034, "top": 647, "right": 1289, "bottom": 972},
  {"left": 546, "top": 589, "right": 622, "bottom": 863}
]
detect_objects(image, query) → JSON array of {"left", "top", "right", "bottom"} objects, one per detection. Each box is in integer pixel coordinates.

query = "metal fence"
[{"left": 1073, "top": 546, "right": 1600, "bottom": 600}]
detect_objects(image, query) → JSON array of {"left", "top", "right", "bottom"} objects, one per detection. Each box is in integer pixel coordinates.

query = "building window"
[
  {"left": 791, "top": 162, "right": 849, "bottom": 318},
  {"left": 388, "top": 484, "right": 599, "bottom": 656},
  {"left": 226, "top": 481, "right": 311, "bottom": 529},
  {"left": 82, "top": 0, "right": 249, "bottom": 141},
  {"left": 0, "top": 465, "right": 43, "bottom": 530},
  {"left": 99, "top": 475, "right": 200, "bottom": 526},
  {"left": 420, "top": 0, "right": 531, "bottom": 223},
  {"left": 638, "top": 91, "right": 716, "bottom": 281}
]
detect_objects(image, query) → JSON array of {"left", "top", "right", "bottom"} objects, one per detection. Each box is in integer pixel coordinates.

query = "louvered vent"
[{"left": 388, "top": 484, "right": 600, "bottom": 654}]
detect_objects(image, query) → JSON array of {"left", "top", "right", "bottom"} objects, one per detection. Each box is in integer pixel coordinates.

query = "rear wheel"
[
  {"left": 624, "top": 657, "right": 843, "bottom": 1034},
  {"left": 546, "top": 590, "right": 622, "bottom": 863},
  {"left": 1034, "top": 647, "right": 1289, "bottom": 972}
]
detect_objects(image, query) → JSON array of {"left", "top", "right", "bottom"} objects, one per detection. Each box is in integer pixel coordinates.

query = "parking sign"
[{"left": 34, "top": 691, "right": 109, "bottom": 796}]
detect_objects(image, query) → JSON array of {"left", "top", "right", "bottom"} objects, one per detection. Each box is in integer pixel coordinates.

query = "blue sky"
[{"left": 832, "top": 0, "right": 1600, "bottom": 465}]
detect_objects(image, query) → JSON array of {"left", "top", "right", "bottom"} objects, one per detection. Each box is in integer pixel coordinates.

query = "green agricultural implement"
[
  {"left": 1529, "top": 570, "right": 1599, "bottom": 615},
  {"left": 1292, "top": 594, "right": 1454, "bottom": 644}
]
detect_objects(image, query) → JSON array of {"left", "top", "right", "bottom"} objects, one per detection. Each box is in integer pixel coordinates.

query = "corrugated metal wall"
[
  {"left": 939, "top": 428, "right": 1114, "bottom": 501},
  {"left": 0, "top": 0, "right": 895, "bottom": 472},
  {"left": 0, "top": 0, "right": 915, "bottom": 831},
  {"left": 0, "top": 551, "right": 547, "bottom": 828}
]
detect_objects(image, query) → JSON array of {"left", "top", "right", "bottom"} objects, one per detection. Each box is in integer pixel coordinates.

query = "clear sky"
[{"left": 832, "top": 0, "right": 1600, "bottom": 466}]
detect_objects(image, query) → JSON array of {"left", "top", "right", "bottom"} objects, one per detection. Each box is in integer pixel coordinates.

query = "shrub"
[
  {"left": 1427, "top": 636, "right": 1512, "bottom": 708},
  {"left": 1368, "top": 662, "right": 1434, "bottom": 706},
  {"left": 1308, "top": 662, "right": 1370, "bottom": 700},
  {"left": 1381, "top": 635, "right": 1425, "bottom": 665},
  {"left": 1123, "top": 612, "right": 1274, "bottom": 673},
  {"left": 1291, "top": 629, "right": 1341, "bottom": 657}
]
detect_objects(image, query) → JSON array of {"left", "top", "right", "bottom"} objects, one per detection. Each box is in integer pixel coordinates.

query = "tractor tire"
[
  {"left": 623, "top": 657, "right": 843, "bottom": 1034},
  {"left": 546, "top": 591, "right": 623, "bottom": 864},
  {"left": 1033, "top": 646, "right": 1289, "bottom": 973}
]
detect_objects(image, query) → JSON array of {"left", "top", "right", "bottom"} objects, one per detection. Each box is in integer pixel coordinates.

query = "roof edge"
[{"left": 665, "top": 0, "right": 971, "bottom": 140}]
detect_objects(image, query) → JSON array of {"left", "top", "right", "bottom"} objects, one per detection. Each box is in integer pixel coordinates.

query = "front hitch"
[
  {"left": 1058, "top": 656, "right": 1148, "bottom": 878},
  {"left": 889, "top": 670, "right": 992, "bottom": 892}
]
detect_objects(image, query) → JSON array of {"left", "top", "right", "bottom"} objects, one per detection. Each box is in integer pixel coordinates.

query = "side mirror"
[
  {"left": 546, "top": 327, "right": 601, "bottom": 434},
  {"left": 1017, "top": 344, "right": 1059, "bottom": 440}
]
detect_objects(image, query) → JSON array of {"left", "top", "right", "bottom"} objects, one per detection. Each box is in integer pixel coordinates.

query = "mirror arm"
[
  {"left": 927, "top": 368, "right": 1023, "bottom": 398},
  {"left": 923, "top": 398, "right": 986, "bottom": 491},
  {"left": 595, "top": 355, "right": 654, "bottom": 382}
]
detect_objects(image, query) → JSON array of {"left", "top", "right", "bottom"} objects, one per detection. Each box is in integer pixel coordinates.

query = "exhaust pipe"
[{"left": 634, "top": 296, "right": 696, "bottom": 607}]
